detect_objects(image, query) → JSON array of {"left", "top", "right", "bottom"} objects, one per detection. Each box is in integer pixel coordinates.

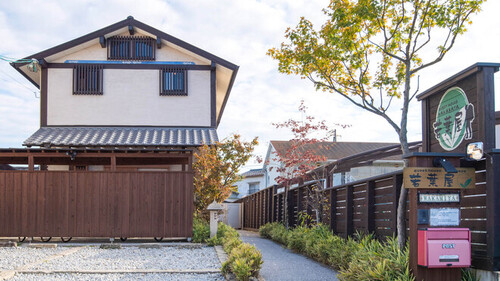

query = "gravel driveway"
[{"left": 0, "top": 244, "right": 225, "bottom": 281}]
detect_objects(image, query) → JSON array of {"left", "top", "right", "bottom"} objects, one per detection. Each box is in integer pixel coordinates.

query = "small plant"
[
  {"left": 462, "top": 268, "right": 481, "bottom": 281},
  {"left": 192, "top": 216, "right": 210, "bottom": 243},
  {"left": 223, "top": 242, "right": 263, "bottom": 281},
  {"left": 258, "top": 222, "right": 277, "bottom": 238}
]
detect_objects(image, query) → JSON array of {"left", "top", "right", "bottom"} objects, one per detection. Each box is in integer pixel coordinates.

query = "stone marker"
[{"left": 207, "top": 200, "right": 224, "bottom": 238}]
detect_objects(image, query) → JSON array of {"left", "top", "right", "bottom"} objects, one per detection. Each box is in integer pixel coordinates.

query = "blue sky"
[{"left": 1, "top": 0, "right": 500, "bottom": 171}]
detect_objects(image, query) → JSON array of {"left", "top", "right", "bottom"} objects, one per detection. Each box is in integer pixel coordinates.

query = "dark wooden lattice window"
[
  {"left": 108, "top": 36, "right": 155, "bottom": 60},
  {"left": 160, "top": 68, "right": 188, "bottom": 96},
  {"left": 73, "top": 65, "right": 103, "bottom": 95}
]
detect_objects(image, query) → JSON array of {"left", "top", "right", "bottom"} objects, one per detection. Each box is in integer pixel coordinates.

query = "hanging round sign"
[{"left": 433, "top": 87, "right": 475, "bottom": 151}]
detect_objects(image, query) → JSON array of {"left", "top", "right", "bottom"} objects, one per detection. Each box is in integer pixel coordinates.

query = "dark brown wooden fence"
[
  {"left": 239, "top": 171, "right": 404, "bottom": 238},
  {"left": 238, "top": 160, "right": 492, "bottom": 270},
  {"left": 0, "top": 171, "right": 193, "bottom": 238}
]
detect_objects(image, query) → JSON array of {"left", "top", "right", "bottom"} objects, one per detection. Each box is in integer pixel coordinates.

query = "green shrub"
[
  {"left": 339, "top": 236, "right": 413, "bottom": 281},
  {"left": 223, "top": 242, "right": 263, "bottom": 281},
  {"left": 192, "top": 216, "right": 210, "bottom": 243},
  {"left": 269, "top": 223, "right": 289, "bottom": 245},
  {"left": 207, "top": 222, "right": 240, "bottom": 246},
  {"left": 259, "top": 222, "right": 277, "bottom": 238},
  {"left": 223, "top": 236, "right": 242, "bottom": 253},
  {"left": 209, "top": 222, "right": 262, "bottom": 281},
  {"left": 287, "top": 225, "right": 308, "bottom": 253}
]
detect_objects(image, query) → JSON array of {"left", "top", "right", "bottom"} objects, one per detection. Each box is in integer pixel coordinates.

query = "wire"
[
  {"left": 0, "top": 55, "right": 33, "bottom": 64},
  {"left": 0, "top": 68, "right": 39, "bottom": 98}
]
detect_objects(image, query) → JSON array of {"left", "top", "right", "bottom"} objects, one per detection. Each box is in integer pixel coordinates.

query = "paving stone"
[
  {"left": 100, "top": 244, "right": 122, "bottom": 249},
  {"left": 138, "top": 244, "right": 161, "bottom": 249},
  {"left": 27, "top": 244, "right": 57, "bottom": 249},
  {"left": 0, "top": 241, "right": 17, "bottom": 248}
]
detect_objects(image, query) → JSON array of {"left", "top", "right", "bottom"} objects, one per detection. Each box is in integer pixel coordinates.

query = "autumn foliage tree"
[
  {"left": 272, "top": 101, "right": 349, "bottom": 225},
  {"left": 193, "top": 134, "right": 258, "bottom": 213},
  {"left": 268, "top": 0, "right": 484, "bottom": 247}
]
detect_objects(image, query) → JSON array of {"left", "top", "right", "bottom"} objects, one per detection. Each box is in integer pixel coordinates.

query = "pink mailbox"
[{"left": 418, "top": 228, "right": 471, "bottom": 268}]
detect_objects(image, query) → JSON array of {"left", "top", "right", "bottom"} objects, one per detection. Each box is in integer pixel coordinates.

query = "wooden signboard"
[{"left": 403, "top": 167, "right": 475, "bottom": 189}]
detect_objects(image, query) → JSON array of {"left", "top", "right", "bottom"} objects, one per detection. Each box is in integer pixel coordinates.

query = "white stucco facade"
[
  {"left": 44, "top": 31, "right": 213, "bottom": 127},
  {"left": 234, "top": 174, "right": 265, "bottom": 198},
  {"left": 47, "top": 68, "right": 211, "bottom": 126}
]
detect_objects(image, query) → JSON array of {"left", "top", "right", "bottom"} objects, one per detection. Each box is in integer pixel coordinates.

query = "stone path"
[{"left": 239, "top": 230, "right": 340, "bottom": 281}]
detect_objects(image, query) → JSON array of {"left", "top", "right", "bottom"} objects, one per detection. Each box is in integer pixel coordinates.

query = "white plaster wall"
[
  {"left": 47, "top": 68, "right": 211, "bottom": 126},
  {"left": 264, "top": 147, "right": 282, "bottom": 188},
  {"left": 235, "top": 176, "right": 265, "bottom": 198}
]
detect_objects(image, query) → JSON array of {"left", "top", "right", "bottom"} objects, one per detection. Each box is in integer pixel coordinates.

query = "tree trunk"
[
  {"left": 397, "top": 182, "right": 408, "bottom": 249},
  {"left": 284, "top": 184, "right": 289, "bottom": 228}
]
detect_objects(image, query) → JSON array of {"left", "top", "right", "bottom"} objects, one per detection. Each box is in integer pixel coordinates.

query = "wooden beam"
[
  {"left": 28, "top": 155, "right": 34, "bottom": 171},
  {"left": 40, "top": 68, "right": 47, "bottom": 126},
  {"left": 156, "top": 37, "right": 162, "bottom": 49},
  {"left": 110, "top": 156, "right": 116, "bottom": 171},
  {"left": 210, "top": 62, "right": 216, "bottom": 127},
  {"left": 99, "top": 36, "right": 106, "bottom": 48},
  {"left": 47, "top": 63, "right": 211, "bottom": 70},
  {"left": 345, "top": 185, "right": 353, "bottom": 238},
  {"left": 366, "top": 181, "right": 375, "bottom": 233},
  {"left": 128, "top": 25, "right": 134, "bottom": 35},
  {"left": 330, "top": 189, "right": 337, "bottom": 234}
]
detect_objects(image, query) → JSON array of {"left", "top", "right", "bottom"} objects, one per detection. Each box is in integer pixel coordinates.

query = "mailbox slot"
[{"left": 418, "top": 228, "right": 471, "bottom": 268}]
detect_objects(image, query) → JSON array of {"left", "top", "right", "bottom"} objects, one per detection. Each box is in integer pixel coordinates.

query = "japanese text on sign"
[{"left": 403, "top": 167, "right": 475, "bottom": 189}]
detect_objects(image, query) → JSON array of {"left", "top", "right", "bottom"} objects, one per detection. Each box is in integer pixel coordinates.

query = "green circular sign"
[{"left": 433, "top": 87, "right": 475, "bottom": 151}]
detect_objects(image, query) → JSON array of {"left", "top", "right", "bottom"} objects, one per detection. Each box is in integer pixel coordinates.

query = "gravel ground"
[
  {"left": 10, "top": 273, "right": 225, "bottom": 281},
  {"left": 0, "top": 248, "right": 65, "bottom": 270},
  {"left": 0, "top": 244, "right": 224, "bottom": 281},
  {"left": 23, "top": 246, "right": 221, "bottom": 271}
]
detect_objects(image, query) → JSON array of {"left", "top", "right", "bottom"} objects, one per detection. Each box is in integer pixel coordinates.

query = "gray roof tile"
[{"left": 23, "top": 127, "right": 219, "bottom": 147}]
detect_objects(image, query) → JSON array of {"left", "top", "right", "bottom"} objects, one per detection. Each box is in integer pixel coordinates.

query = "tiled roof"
[
  {"left": 24, "top": 127, "right": 218, "bottom": 148},
  {"left": 270, "top": 141, "right": 401, "bottom": 161},
  {"left": 241, "top": 168, "right": 265, "bottom": 178}
]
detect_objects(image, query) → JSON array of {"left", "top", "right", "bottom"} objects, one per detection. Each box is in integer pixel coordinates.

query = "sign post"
[{"left": 408, "top": 63, "right": 500, "bottom": 280}]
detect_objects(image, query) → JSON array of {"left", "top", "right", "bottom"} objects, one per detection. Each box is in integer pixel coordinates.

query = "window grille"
[
  {"left": 108, "top": 36, "right": 155, "bottom": 60},
  {"left": 160, "top": 68, "right": 187, "bottom": 96},
  {"left": 73, "top": 64, "right": 103, "bottom": 95}
]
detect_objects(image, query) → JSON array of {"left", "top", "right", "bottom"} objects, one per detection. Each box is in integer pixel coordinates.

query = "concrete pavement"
[{"left": 239, "top": 230, "right": 339, "bottom": 281}]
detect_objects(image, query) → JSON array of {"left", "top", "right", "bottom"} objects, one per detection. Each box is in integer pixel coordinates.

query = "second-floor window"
[
  {"left": 73, "top": 64, "right": 103, "bottom": 95},
  {"left": 160, "top": 68, "right": 187, "bottom": 96},
  {"left": 248, "top": 182, "right": 260, "bottom": 195},
  {"left": 108, "top": 36, "right": 155, "bottom": 60}
]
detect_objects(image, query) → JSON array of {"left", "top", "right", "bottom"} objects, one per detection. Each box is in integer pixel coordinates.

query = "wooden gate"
[{"left": 0, "top": 171, "right": 193, "bottom": 238}]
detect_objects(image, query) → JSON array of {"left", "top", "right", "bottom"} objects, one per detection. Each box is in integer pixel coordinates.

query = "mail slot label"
[
  {"left": 439, "top": 255, "right": 459, "bottom": 262},
  {"left": 442, "top": 243, "right": 455, "bottom": 249}
]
